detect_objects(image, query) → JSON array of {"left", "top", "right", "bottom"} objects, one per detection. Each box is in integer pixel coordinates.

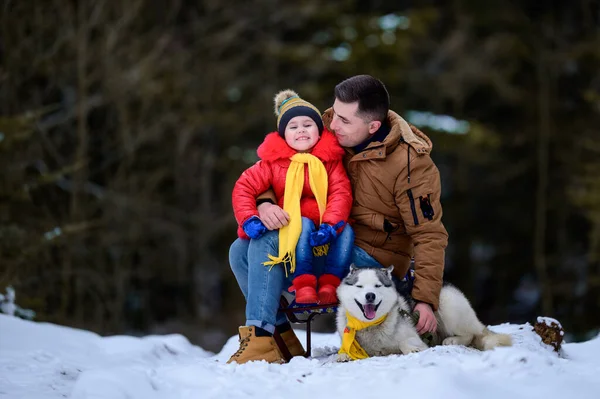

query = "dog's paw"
[
  {"left": 442, "top": 337, "right": 461, "bottom": 346},
  {"left": 401, "top": 345, "right": 425, "bottom": 354},
  {"left": 336, "top": 353, "right": 352, "bottom": 362},
  {"left": 442, "top": 335, "right": 473, "bottom": 346},
  {"left": 400, "top": 338, "right": 428, "bottom": 354}
]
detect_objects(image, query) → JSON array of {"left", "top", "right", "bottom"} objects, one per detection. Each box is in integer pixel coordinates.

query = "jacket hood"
[
  {"left": 257, "top": 129, "right": 345, "bottom": 162},
  {"left": 322, "top": 108, "right": 433, "bottom": 156}
]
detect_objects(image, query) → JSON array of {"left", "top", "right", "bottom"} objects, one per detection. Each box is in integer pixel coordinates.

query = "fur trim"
[
  {"left": 292, "top": 273, "right": 318, "bottom": 288},
  {"left": 318, "top": 273, "right": 341, "bottom": 288},
  {"left": 387, "top": 111, "right": 431, "bottom": 154},
  {"left": 257, "top": 129, "right": 344, "bottom": 162},
  {"left": 274, "top": 90, "right": 299, "bottom": 116}
]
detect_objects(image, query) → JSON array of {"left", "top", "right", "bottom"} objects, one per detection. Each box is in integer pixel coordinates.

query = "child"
[{"left": 232, "top": 90, "right": 353, "bottom": 304}]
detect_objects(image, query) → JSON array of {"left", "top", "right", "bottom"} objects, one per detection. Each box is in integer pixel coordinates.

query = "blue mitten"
[
  {"left": 242, "top": 216, "right": 267, "bottom": 239},
  {"left": 309, "top": 223, "right": 337, "bottom": 247}
]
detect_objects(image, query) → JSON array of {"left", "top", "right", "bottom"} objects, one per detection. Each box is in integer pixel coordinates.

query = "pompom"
[{"left": 274, "top": 89, "right": 299, "bottom": 116}]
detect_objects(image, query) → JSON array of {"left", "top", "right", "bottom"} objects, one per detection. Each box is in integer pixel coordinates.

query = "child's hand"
[
  {"left": 309, "top": 223, "right": 337, "bottom": 246},
  {"left": 242, "top": 216, "right": 268, "bottom": 239}
]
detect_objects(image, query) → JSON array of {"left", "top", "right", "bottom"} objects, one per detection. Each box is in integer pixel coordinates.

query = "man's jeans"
[
  {"left": 352, "top": 245, "right": 414, "bottom": 297},
  {"left": 229, "top": 225, "right": 413, "bottom": 333}
]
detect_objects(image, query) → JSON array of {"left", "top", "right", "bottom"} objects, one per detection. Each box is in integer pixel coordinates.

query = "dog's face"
[{"left": 337, "top": 265, "right": 398, "bottom": 322}]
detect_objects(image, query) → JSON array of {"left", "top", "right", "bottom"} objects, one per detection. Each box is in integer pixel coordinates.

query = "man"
[{"left": 228, "top": 75, "right": 448, "bottom": 364}]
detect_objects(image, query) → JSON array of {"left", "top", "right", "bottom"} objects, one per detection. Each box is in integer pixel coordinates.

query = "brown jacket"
[{"left": 322, "top": 109, "right": 448, "bottom": 310}]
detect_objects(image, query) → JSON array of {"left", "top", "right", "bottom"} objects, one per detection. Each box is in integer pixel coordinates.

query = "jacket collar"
[
  {"left": 352, "top": 122, "right": 391, "bottom": 153},
  {"left": 256, "top": 129, "right": 345, "bottom": 162}
]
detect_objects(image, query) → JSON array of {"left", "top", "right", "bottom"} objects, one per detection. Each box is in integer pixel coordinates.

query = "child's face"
[{"left": 284, "top": 116, "right": 320, "bottom": 152}]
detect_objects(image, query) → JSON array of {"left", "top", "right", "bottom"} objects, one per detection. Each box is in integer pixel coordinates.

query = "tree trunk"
[
  {"left": 67, "top": 0, "right": 89, "bottom": 324},
  {"left": 534, "top": 49, "right": 552, "bottom": 316}
]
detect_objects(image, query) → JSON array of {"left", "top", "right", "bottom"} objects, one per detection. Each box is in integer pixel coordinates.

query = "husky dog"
[{"left": 336, "top": 265, "right": 512, "bottom": 361}]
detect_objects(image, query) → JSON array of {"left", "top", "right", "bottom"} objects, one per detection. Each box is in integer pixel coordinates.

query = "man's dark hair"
[{"left": 334, "top": 75, "right": 390, "bottom": 122}]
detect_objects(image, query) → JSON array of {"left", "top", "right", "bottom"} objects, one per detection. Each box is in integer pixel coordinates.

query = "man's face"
[{"left": 329, "top": 99, "right": 376, "bottom": 148}]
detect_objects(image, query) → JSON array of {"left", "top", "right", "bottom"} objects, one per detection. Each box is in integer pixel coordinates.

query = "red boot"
[
  {"left": 289, "top": 274, "right": 318, "bottom": 304},
  {"left": 318, "top": 274, "right": 341, "bottom": 304}
]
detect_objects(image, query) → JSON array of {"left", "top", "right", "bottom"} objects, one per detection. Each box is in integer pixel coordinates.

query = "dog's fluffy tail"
[{"left": 472, "top": 328, "right": 512, "bottom": 350}]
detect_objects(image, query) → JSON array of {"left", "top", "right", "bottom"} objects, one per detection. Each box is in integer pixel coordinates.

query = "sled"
[{"left": 274, "top": 296, "right": 337, "bottom": 360}]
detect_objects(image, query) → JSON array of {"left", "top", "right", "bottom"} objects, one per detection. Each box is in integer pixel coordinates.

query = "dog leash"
[{"left": 398, "top": 309, "right": 436, "bottom": 346}]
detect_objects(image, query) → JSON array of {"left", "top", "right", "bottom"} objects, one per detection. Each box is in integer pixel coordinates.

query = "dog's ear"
[
  {"left": 349, "top": 263, "right": 358, "bottom": 273},
  {"left": 386, "top": 265, "right": 394, "bottom": 277}
]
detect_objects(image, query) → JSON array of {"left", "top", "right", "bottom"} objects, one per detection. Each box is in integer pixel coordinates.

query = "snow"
[
  {"left": 1, "top": 314, "right": 600, "bottom": 399},
  {"left": 0, "top": 287, "right": 17, "bottom": 316},
  {"left": 537, "top": 316, "right": 562, "bottom": 328}
]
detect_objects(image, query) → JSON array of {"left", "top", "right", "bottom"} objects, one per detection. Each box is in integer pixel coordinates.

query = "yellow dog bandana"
[{"left": 338, "top": 311, "right": 387, "bottom": 360}]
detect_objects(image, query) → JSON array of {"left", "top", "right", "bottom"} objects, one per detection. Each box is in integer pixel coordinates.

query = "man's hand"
[
  {"left": 414, "top": 302, "right": 437, "bottom": 334},
  {"left": 257, "top": 202, "right": 290, "bottom": 230}
]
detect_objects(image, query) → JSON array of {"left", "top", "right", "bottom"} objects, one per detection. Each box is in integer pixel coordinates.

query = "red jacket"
[{"left": 232, "top": 130, "right": 353, "bottom": 239}]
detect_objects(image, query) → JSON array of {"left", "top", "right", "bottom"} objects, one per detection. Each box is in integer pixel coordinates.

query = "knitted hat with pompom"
[{"left": 274, "top": 90, "right": 324, "bottom": 137}]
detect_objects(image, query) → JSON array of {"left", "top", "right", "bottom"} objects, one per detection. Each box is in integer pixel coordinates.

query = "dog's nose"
[{"left": 365, "top": 292, "right": 376, "bottom": 303}]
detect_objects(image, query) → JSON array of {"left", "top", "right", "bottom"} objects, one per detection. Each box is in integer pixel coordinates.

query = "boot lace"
[{"left": 231, "top": 335, "right": 251, "bottom": 359}]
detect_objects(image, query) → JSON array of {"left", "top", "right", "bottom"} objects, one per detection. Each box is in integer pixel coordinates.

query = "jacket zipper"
[{"left": 407, "top": 189, "right": 419, "bottom": 226}]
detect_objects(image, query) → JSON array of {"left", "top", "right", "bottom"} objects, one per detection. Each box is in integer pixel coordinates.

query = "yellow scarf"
[
  {"left": 262, "top": 153, "right": 328, "bottom": 276},
  {"left": 338, "top": 312, "right": 387, "bottom": 360}
]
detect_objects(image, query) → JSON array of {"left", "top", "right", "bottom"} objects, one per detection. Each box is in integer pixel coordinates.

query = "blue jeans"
[
  {"left": 351, "top": 245, "right": 385, "bottom": 267},
  {"left": 229, "top": 221, "right": 354, "bottom": 334},
  {"left": 352, "top": 245, "right": 415, "bottom": 297},
  {"left": 295, "top": 217, "right": 354, "bottom": 279}
]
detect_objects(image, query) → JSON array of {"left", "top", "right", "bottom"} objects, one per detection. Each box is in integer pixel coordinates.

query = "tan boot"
[
  {"left": 281, "top": 329, "right": 306, "bottom": 357},
  {"left": 227, "top": 326, "right": 285, "bottom": 365}
]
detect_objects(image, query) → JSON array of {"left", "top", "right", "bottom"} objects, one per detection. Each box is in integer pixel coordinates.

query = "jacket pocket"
[{"left": 406, "top": 189, "right": 419, "bottom": 226}]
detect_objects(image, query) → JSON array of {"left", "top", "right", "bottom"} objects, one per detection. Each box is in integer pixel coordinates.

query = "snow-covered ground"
[{"left": 1, "top": 314, "right": 599, "bottom": 399}]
